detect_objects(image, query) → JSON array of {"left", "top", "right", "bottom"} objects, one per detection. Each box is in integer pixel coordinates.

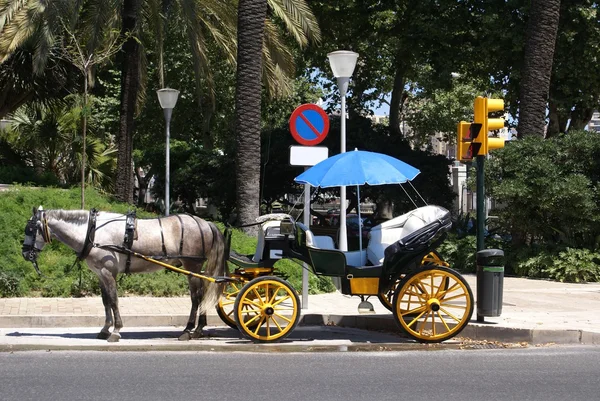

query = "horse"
[{"left": 21, "top": 207, "right": 226, "bottom": 342}]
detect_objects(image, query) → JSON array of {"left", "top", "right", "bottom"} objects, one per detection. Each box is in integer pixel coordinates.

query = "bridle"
[{"left": 21, "top": 208, "right": 51, "bottom": 275}]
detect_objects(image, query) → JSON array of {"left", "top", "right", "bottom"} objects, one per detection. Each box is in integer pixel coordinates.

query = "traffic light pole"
[{"left": 476, "top": 154, "right": 485, "bottom": 322}]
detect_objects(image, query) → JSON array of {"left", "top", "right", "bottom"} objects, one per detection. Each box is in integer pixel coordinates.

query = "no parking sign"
[{"left": 289, "top": 104, "right": 330, "bottom": 146}]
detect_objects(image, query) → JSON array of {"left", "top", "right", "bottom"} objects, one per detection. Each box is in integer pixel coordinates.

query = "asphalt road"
[{"left": 1, "top": 346, "right": 598, "bottom": 401}]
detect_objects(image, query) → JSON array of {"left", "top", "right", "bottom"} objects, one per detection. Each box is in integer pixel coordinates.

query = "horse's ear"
[
  {"left": 32, "top": 207, "right": 36, "bottom": 215},
  {"left": 38, "top": 205, "right": 43, "bottom": 211}
]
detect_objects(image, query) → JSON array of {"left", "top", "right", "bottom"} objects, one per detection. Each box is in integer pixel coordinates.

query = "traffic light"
[
  {"left": 473, "top": 96, "right": 506, "bottom": 156},
  {"left": 456, "top": 121, "right": 482, "bottom": 162}
]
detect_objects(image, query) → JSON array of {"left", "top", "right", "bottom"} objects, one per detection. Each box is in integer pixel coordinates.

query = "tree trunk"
[
  {"left": 234, "top": 0, "right": 268, "bottom": 235},
  {"left": 516, "top": 0, "right": 561, "bottom": 138},
  {"left": 115, "top": 0, "right": 142, "bottom": 204},
  {"left": 389, "top": 49, "right": 408, "bottom": 137}
]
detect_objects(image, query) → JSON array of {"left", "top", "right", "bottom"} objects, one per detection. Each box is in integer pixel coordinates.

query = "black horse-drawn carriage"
[{"left": 222, "top": 205, "right": 474, "bottom": 343}]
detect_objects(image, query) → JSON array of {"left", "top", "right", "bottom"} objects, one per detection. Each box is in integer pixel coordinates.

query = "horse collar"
[{"left": 77, "top": 209, "right": 98, "bottom": 260}]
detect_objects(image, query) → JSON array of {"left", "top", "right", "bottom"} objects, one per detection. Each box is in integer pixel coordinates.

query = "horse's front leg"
[
  {"left": 97, "top": 286, "right": 113, "bottom": 340},
  {"left": 98, "top": 268, "right": 123, "bottom": 342},
  {"left": 179, "top": 276, "right": 205, "bottom": 341}
]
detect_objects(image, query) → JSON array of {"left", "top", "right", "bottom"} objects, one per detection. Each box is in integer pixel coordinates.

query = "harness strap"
[
  {"left": 123, "top": 210, "right": 137, "bottom": 274},
  {"left": 77, "top": 209, "right": 98, "bottom": 260},
  {"left": 157, "top": 217, "right": 168, "bottom": 257},
  {"left": 187, "top": 214, "right": 205, "bottom": 257},
  {"left": 175, "top": 214, "right": 185, "bottom": 255}
]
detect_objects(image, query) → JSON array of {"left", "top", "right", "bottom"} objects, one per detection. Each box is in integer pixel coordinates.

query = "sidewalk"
[{"left": 1, "top": 274, "right": 600, "bottom": 351}]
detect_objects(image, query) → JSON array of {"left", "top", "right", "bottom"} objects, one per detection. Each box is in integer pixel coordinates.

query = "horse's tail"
[{"left": 198, "top": 221, "right": 227, "bottom": 315}]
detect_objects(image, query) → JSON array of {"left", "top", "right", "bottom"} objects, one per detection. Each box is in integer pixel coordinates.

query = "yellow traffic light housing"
[
  {"left": 456, "top": 121, "right": 482, "bottom": 162},
  {"left": 473, "top": 96, "right": 506, "bottom": 156}
]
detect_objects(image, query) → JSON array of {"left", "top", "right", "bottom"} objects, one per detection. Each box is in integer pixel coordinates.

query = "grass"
[{"left": 0, "top": 186, "right": 334, "bottom": 297}]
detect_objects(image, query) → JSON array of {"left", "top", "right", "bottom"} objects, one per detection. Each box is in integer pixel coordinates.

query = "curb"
[
  {"left": 0, "top": 341, "right": 464, "bottom": 353},
  {"left": 1, "top": 313, "right": 599, "bottom": 346}
]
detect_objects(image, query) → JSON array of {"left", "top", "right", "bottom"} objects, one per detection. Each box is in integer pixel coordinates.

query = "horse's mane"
[{"left": 45, "top": 209, "right": 94, "bottom": 225}]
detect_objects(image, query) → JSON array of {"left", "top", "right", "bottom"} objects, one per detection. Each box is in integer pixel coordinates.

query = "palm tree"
[
  {"left": 6, "top": 99, "right": 116, "bottom": 189},
  {"left": 234, "top": 0, "right": 268, "bottom": 234},
  {"left": 1, "top": 0, "right": 321, "bottom": 207},
  {"left": 516, "top": 0, "right": 561, "bottom": 138},
  {"left": 234, "top": 0, "right": 320, "bottom": 232}
]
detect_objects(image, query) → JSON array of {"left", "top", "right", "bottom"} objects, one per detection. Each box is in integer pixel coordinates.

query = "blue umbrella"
[
  {"left": 294, "top": 149, "right": 420, "bottom": 188},
  {"left": 294, "top": 150, "right": 420, "bottom": 263}
]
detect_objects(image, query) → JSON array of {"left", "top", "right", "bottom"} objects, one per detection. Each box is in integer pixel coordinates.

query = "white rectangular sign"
[{"left": 289, "top": 146, "right": 329, "bottom": 166}]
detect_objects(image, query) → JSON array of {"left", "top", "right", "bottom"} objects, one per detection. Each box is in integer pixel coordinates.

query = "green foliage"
[
  {"left": 437, "top": 234, "right": 477, "bottom": 273},
  {"left": 0, "top": 271, "right": 22, "bottom": 297},
  {"left": 0, "top": 166, "right": 61, "bottom": 186},
  {"left": 515, "top": 248, "right": 600, "bottom": 283},
  {"left": 487, "top": 131, "right": 600, "bottom": 248}
]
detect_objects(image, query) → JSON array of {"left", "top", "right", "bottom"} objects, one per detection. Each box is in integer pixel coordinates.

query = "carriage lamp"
[
  {"left": 327, "top": 50, "right": 358, "bottom": 252},
  {"left": 157, "top": 88, "right": 180, "bottom": 216}
]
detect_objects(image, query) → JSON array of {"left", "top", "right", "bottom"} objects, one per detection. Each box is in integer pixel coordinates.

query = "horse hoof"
[
  {"left": 107, "top": 333, "right": 121, "bottom": 343},
  {"left": 191, "top": 330, "right": 205, "bottom": 339},
  {"left": 97, "top": 331, "right": 110, "bottom": 340},
  {"left": 178, "top": 332, "right": 191, "bottom": 341}
]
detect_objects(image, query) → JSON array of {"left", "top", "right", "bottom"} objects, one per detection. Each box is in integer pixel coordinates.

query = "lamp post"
[
  {"left": 156, "top": 88, "right": 180, "bottom": 216},
  {"left": 327, "top": 50, "right": 358, "bottom": 251}
]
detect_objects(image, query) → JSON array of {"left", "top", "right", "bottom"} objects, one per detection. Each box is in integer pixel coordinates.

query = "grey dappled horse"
[{"left": 22, "top": 208, "right": 226, "bottom": 342}]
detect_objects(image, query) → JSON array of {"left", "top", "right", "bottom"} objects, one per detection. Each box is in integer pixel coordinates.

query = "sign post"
[{"left": 289, "top": 104, "right": 330, "bottom": 309}]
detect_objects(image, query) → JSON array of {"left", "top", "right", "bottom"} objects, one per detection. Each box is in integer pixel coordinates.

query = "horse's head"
[{"left": 21, "top": 206, "right": 51, "bottom": 274}]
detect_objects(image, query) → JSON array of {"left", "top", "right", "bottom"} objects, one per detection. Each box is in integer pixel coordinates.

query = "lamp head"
[
  {"left": 156, "top": 88, "right": 180, "bottom": 109},
  {"left": 327, "top": 50, "right": 359, "bottom": 78}
]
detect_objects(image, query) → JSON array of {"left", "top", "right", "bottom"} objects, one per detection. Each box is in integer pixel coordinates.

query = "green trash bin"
[{"left": 476, "top": 249, "right": 504, "bottom": 317}]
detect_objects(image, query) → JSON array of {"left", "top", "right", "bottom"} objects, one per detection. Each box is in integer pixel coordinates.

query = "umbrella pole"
[{"left": 357, "top": 185, "right": 363, "bottom": 265}]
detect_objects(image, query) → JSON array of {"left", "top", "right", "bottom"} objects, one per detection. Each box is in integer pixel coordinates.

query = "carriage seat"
[
  {"left": 303, "top": 225, "right": 367, "bottom": 268},
  {"left": 367, "top": 205, "right": 450, "bottom": 265},
  {"left": 252, "top": 214, "right": 294, "bottom": 262}
]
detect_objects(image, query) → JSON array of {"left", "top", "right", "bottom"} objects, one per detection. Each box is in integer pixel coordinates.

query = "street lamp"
[
  {"left": 328, "top": 50, "right": 358, "bottom": 251},
  {"left": 156, "top": 88, "right": 180, "bottom": 216}
]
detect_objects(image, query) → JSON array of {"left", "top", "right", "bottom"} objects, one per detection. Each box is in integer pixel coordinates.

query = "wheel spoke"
[
  {"left": 242, "top": 298, "right": 263, "bottom": 310},
  {"left": 434, "top": 275, "right": 449, "bottom": 298},
  {"left": 405, "top": 286, "right": 428, "bottom": 302},
  {"left": 273, "top": 313, "right": 292, "bottom": 324},
  {"left": 406, "top": 310, "right": 426, "bottom": 328},
  {"left": 439, "top": 306, "right": 463, "bottom": 323},
  {"left": 270, "top": 316, "right": 284, "bottom": 332},
  {"left": 437, "top": 282, "right": 461, "bottom": 298},
  {"left": 415, "top": 281, "right": 430, "bottom": 297},
  {"left": 400, "top": 305, "right": 427, "bottom": 317},
  {"left": 251, "top": 288, "right": 264, "bottom": 305},
  {"left": 441, "top": 293, "right": 467, "bottom": 303},
  {"left": 252, "top": 316, "right": 266, "bottom": 334},
  {"left": 437, "top": 311, "right": 451, "bottom": 332},
  {"left": 272, "top": 294, "right": 292, "bottom": 307}
]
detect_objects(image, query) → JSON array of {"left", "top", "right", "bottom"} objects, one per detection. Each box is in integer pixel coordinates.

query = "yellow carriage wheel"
[
  {"left": 377, "top": 251, "right": 448, "bottom": 312},
  {"left": 392, "top": 266, "right": 473, "bottom": 343},
  {"left": 233, "top": 276, "right": 300, "bottom": 343},
  {"left": 217, "top": 280, "right": 257, "bottom": 330}
]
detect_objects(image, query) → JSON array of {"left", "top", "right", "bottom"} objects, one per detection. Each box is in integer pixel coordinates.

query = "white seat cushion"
[{"left": 367, "top": 205, "right": 449, "bottom": 265}]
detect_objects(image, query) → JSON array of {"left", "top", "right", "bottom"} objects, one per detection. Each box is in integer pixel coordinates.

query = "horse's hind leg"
[
  {"left": 98, "top": 268, "right": 123, "bottom": 342},
  {"left": 179, "top": 275, "right": 205, "bottom": 341},
  {"left": 97, "top": 286, "right": 113, "bottom": 339}
]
